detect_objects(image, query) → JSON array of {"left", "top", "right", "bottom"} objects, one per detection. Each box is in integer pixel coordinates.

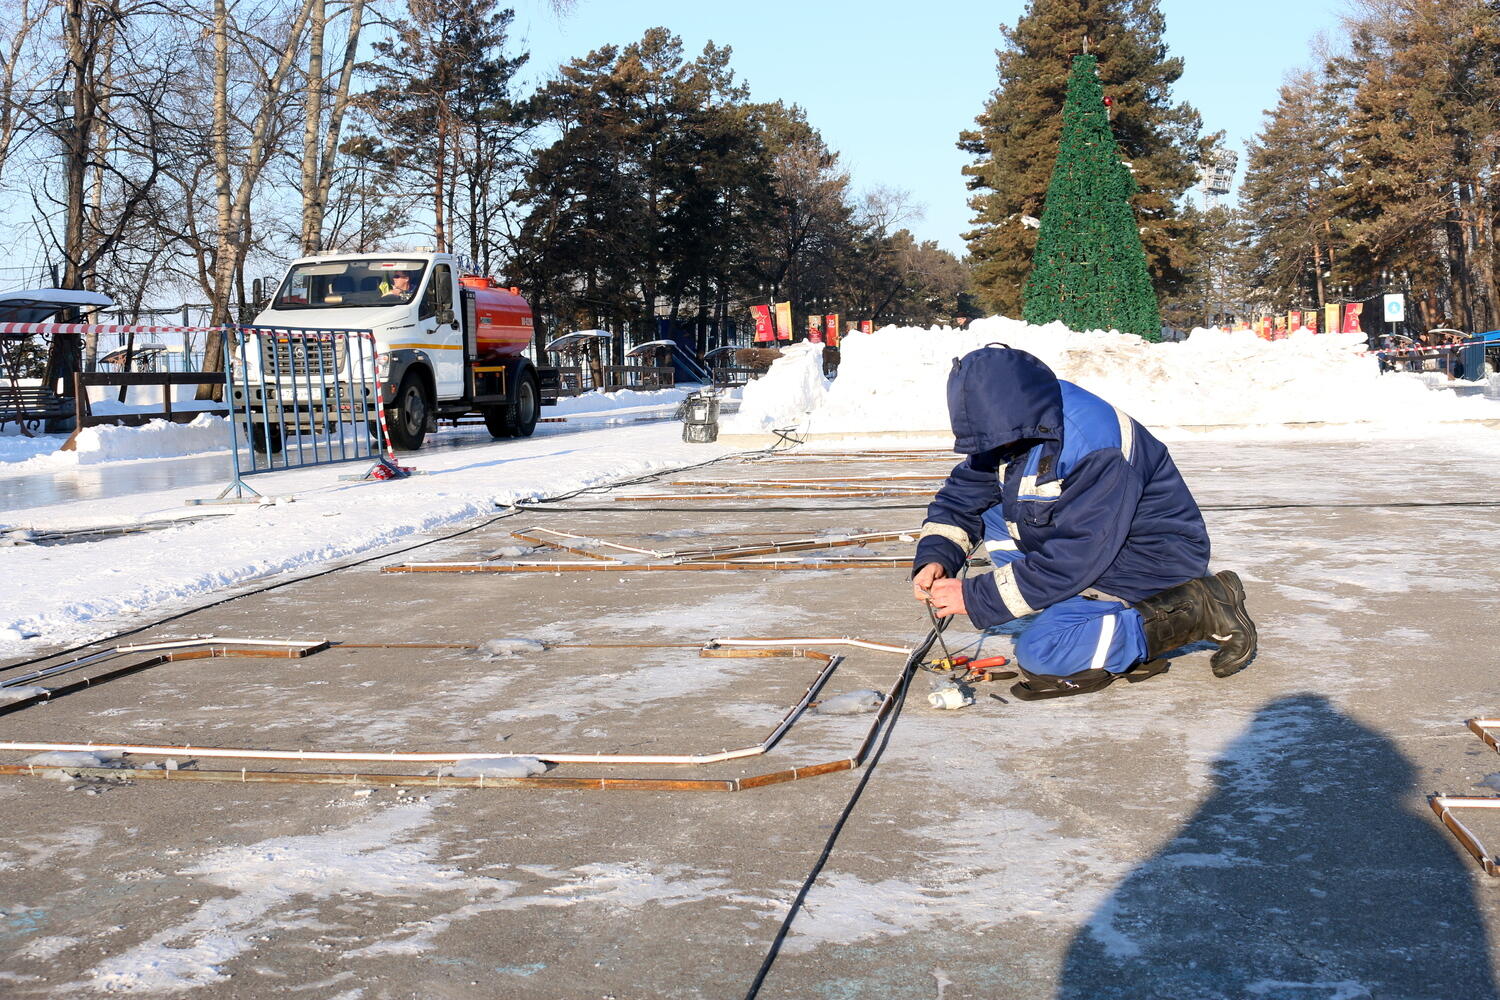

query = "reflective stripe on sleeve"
[
  {"left": 992, "top": 564, "right": 1038, "bottom": 617},
  {"left": 1115, "top": 408, "right": 1135, "bottom": 461},
  {"left": 984, "top": 538, "right": 1018, "bottom": 553},
  {"left": 1018, "top": 474, "right": 1062, "bottom": 499},
  {"left": 918, "top": 522, "right": 971, "bottom": 551}
]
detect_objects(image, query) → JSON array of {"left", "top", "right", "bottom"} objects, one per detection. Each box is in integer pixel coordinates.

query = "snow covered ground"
[{"left": 725, "top": 319, "right": 1500, "bottom": 435}]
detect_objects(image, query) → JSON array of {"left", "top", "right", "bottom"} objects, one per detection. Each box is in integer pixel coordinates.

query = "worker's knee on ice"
[{"left": 1013, "top": 598, "right": 1148, "bottom": 678}]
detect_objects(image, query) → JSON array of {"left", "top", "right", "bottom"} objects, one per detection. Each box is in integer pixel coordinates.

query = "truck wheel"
[
  {"left": 250, "top": 423, "right": 283, "bottom": 454},
  {"left": 510, "top": 369, "right": 540, "bottom": 438},
  {"left": 386, "top": 373, "right": 430, "bottom": 450},
  {"left": 481, "top": 405, "right": 511, "bottom": 440}
]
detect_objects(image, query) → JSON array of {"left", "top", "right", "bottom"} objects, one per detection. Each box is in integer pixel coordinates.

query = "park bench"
[{"left": 0, "top": 383, "right": 72, "bottom": 434}]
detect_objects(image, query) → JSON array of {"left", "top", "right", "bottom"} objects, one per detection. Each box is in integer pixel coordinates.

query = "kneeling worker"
[{"left": 912, "top": 345, "right": 1257, "bottom": 699}]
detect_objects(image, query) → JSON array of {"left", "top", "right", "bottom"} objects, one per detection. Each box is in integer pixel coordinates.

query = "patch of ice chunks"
[
  {"left": 25, "top": 749, "right": 126, "bottom": 768},
  {"left": 475, "top": 638, "right": 546, "bottom": 660},
  {"left": 443, "top": 756, "right": 548, "bottom": 778},
  {"left": 817, "top": 689, "right": 883, "bottom": 715},
  {"left": 0, "top": 684, "right": 48, "bottom": 704}
]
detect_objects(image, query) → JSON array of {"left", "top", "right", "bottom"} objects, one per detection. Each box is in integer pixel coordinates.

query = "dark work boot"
[{"left": 1132, "top": 571, "right": 1258, "bottom": 678}]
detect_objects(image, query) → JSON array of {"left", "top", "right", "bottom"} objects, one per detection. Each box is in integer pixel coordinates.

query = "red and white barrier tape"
[{"left": 0, "top": 321, "right": 222, "bottom": 336}]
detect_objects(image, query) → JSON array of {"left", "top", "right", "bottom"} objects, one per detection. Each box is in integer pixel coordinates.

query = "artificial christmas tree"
[{"left": 1022, "top": 53, "right": 1161, "bottom": 339}]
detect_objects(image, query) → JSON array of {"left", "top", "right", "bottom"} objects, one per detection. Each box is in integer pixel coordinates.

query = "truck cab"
[{"left": 254, "top": 251, "right": 555, "bottom": 450}]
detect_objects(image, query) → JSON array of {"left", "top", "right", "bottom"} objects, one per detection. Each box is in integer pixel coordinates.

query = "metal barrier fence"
[{"left": 212, "top": 325, "right": 389, "bottom": 501}]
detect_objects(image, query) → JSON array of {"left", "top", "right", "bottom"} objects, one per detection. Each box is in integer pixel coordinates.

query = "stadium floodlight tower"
[{"left": 1198, "top": 149, "right": 1237, "bottom": 209}]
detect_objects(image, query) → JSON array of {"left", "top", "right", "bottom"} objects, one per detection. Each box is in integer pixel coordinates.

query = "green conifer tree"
[
  {"left": 1022, "top": 54, "right": 1160, "bottom": 338},
  {"left": 960, "top": 0, "right": 1207, "bottom": 318}
]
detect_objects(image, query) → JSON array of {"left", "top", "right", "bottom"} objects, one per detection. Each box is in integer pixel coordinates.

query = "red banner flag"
[
  {"left": 806, "top": 315, "right": 823, "bottom": 343},
  {"left": 774, "top": 301, "right": 792, "bottom": 341},
  {"left": 825, "top": 314, "right": 839, "bottom": 347},
  {"left": 1341, "top": 302, "right": 1363, "bottom": 334},
  {"left": 859, "top": 320, "right": 873, "bottom": 334},
  {"left": 752, "top": 305, "right": 774, "bottom": 343}
]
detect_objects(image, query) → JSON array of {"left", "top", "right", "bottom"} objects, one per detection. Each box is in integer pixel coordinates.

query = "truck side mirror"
[{"left": 437, "top": 308, "right": 455, "bottom": 327}]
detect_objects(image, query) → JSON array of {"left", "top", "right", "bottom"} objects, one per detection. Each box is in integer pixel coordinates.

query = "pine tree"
[
  {"left": 1333, "top": 1, "right": 1499, "bottom": 333},
  {"left": 1022, "top": 54, "right": 1159, "bottom": 337},
  {"left": 960, "top": 0, "right": 1206, "bottom": 317},
  {"left": 1238, "top": 70, "right": 1345, "bottom": 313}
]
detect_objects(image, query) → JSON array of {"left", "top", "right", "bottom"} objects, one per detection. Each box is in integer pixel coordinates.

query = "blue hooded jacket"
[{"left": 913, "top": 346, "right": 1210, "bottom": 628}]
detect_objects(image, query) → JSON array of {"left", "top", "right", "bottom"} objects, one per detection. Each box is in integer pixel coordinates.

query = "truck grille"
[{"left": 266, "top": 336, "right": 340, "bottom": 377}]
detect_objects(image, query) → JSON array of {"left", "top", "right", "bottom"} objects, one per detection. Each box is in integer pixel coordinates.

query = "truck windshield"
[{"left": 273, "top": 259, "right": 428, "bottom": 309}]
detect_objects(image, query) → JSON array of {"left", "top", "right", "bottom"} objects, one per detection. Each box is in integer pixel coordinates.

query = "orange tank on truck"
[{"left": 462, "top": 275, "right": 534, "bottom": 364}]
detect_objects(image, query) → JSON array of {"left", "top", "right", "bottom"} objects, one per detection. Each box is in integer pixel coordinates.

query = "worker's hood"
[{"left": 946, "top": 345, "right": 1063, "bottom": 455}]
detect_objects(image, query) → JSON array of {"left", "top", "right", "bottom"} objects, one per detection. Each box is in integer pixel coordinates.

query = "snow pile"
[
  {"left": 551, "top": 386, "right": 687, "bottom": 416},
  {"left": 723, "top": 318, "right": 1499, "bottom": 435},
  {"left": 0, "top": 414, "right": 229, "bottom": 473},
  {"left": 0, "top": 433, "right": 69, "bottom": 467},
  {"left": 71, "top": 414, "right": 230, "bottom": 463},
  {"left": 727, "top": 342, "right": 828, "bottom": 431}
]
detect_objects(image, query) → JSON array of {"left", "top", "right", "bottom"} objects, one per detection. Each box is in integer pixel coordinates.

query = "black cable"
[
  {"left": 742, "top": 547, "right": 976, "bottom": 998},
  {"left": 742, "top": 618, "right": 944, "bottom": 1000}
]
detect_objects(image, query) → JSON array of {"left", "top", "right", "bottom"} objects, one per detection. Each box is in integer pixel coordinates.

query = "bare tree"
[
  {"left": 0, "top": 0, "right": 51, "bottom": 186},
  {"left": 299, "top": 0, "right": 366, "bottom": 253},
  {"left": 193, "top": 0, "right": 314, "bottom": 393}
]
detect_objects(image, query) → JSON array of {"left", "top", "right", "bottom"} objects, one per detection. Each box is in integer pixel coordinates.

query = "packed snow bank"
[
  {"left": 0, "top": 414, "right": 229, "bottom": 473},
  {"left": 551, "top": 386, "right": 688, "bottom": 416},
  {"left": 728, "top": 342, "right": 828, "bottom": 431},
  {"left": 722, "top": 318, "right": 1499, "bottom": 436}
]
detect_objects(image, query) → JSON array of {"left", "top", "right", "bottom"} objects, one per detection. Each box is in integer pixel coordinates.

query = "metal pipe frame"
[
  {"left": 1468, "top": 718, "right": 1500, "bottom": 751},
  {"left": 382, "top": 557, "right": 913, "bottom": 574},
  {"left": 669, "top": 480, "right": 932, "bottom": 493},
  {"left": 517, "top": 527, "right": 668, "bottom": 559},
  {"left": 0, "top": 638, "right": 330, "bottom": 712},
  {"left": 0, "top": 637, "right": 909, "bottom": 778},
  {"left": 675, "top": 475, "right": 944, "bottom": 485},
  {"left": 1429, "top": 796, "right": 1500, "bottom": 875},
  {"left": 611, "top": 491, "right": 928, "bottom": 502},
  {"left": 506, "top": 527, "right": 911, "bottom": 566}
]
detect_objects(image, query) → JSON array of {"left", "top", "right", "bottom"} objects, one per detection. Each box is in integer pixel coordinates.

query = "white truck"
[{"left": 246, "top": 251, "right": 557, "bottom": 451}]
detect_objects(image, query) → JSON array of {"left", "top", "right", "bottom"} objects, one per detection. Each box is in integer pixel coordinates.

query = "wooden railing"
[{"left": 73, "top": 371, "right": 229, "bottom": 428}]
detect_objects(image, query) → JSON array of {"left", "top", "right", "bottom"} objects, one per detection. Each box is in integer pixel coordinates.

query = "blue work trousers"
[{"left": 1011, "top": 595, "right": 1150, "bottom": 678}]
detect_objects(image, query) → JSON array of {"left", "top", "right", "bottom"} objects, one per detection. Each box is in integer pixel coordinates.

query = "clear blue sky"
[{"left": 511, "top": 0, "right": 1348, "bottom": 256}]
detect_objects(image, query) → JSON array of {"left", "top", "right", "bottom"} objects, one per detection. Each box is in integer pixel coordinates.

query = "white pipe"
[
  {"left": 0, "top": 644, "right": 854, "bottom": 767},
  {"left": 709, "top": 637, "right": 912, "bottom": 656},
  {"left": 2, "top": 638, "right": 323, "bottom": 689},
  {"left": 530, "top": 527, "right": 666, "bottom": 559}
]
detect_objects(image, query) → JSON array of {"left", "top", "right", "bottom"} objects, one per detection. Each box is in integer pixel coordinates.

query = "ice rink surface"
[{"left": 2, "top": 433, "right": 1500, "bottom": 998}]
